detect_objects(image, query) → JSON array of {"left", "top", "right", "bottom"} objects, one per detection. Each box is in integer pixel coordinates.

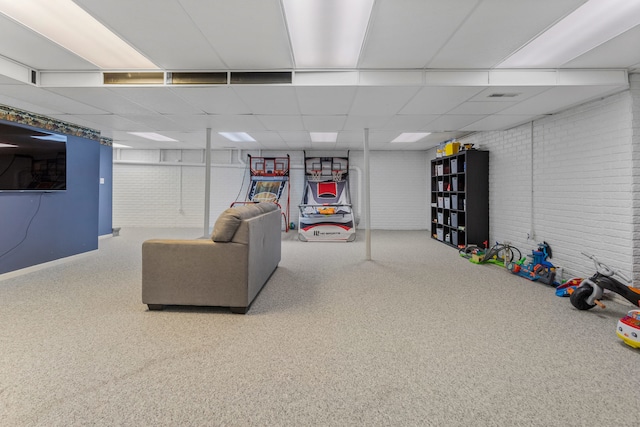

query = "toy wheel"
[{"left": 569, "top": 284, "right": 596, "bottom": 310}]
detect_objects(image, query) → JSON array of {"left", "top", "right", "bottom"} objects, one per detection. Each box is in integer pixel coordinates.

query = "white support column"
[
  {"left": 364, "top": 128, "right": 371, "bottom": 261},
  {"left": 203, "top": 128, "right": 212, "bottom": 237}
]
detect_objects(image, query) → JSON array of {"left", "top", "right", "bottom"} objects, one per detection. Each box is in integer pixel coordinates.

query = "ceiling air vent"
[
  {"left": 168, "top": 72, "right": 227, "bottom": 85},
  {"left": 103, "top": 72, "right": 164, "bottom": 85},
  {"left": 488, "top": 93, "right": 520, "bottom": 98},
  {"left": 230, "top": 72, "right": 292, "bottom": 84}
]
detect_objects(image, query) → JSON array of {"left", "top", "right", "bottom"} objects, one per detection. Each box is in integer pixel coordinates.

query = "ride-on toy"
[
  {"left": 506, "top": 242, "right": 556, "bottom": 286},
  {"left": 617, "top": 310, "right": 640, "bottom": 348},
  {"left": 569, "top": 253, "right": 640, "bottom": 310}
]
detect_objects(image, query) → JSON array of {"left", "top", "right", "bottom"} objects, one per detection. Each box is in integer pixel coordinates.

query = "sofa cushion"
[{"left": 211, "top": 203, "right": 278, "bottom": 242}]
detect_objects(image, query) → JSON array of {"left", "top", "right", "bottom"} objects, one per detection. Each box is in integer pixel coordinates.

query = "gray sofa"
[{"left": 142, "top": 203, "right": 281, "bottom": 314}]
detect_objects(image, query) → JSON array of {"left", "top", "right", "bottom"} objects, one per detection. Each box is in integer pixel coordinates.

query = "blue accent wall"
[
  {"left": 0, "top": 132, "right": 101, "bottom": 275},
  {"left": 99, "top": 144, "right": 113, "bottom": 236}
]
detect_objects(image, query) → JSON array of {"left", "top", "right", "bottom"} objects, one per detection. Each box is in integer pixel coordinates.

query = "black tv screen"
[{"left": 0, "top": 122, "right": 67, "bottom": 192}]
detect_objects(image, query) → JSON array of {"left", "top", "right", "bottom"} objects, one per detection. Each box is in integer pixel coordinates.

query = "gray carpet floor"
[{"left": 1, "top": 228, "right": 638, "bottom": 426}]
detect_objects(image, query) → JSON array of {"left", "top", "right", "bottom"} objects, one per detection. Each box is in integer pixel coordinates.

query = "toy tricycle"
[
  {"left": 569, "top": 253, "right": 640, "bottom": 310},
  {"left": 506, "top": 241, "right": 556, "bottom": 286}
]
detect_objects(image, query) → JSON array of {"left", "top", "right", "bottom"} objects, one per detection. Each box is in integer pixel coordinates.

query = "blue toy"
[{"left": 507, "top": 241, "right": 557, "bottom": 286}]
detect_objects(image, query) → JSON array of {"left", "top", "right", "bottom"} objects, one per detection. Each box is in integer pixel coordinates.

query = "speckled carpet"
[{"left": 0, "top": 228, "right": 638, "bottom": 426}]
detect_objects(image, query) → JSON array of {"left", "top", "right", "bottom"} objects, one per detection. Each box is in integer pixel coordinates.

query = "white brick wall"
[
  {"left": 462, "top": 89, "right": 635, "bottom": 281},
  {"left": 349, "top": 151, "right": 428, "bottom": 230},
  {"left": 113, "top": 149, "right": 428, "bottom": 231},
  {"left": 631, "top": 74, "right": 640, "bottom": 282}
]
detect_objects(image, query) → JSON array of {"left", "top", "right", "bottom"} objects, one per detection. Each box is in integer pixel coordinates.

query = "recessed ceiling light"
[
  {"left": 112, "top": 143, "right": 132, "bottom": 148},
  {"left": 310, "top": 132, "right": 338, "bottom": 143},
  {"left": 391, "top": 132, "right": 431, "bottom": 143},
  {"left": 127, "top": 132, "right": 177, "bottom": 142},
  {"left": 0, "top": 0, "right": 157, "bottom": 69},
  {"left": 498, "top": 0, "right": 640, "bottom": 68},
  {"left": 218, "top": 132, "right": 256, "bottom": 142},
  {"left": 282, "top": 0, "right": 375, "bottom": 68}
]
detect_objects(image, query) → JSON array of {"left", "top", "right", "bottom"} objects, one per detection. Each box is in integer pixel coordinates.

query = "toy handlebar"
[{"left": 581, "top": 252, "right": 622, "bottom": 280}]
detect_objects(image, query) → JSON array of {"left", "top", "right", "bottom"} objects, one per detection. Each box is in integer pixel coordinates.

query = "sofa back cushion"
[{"left": 211, "top": 203, "right": 278, "bottom": 242}]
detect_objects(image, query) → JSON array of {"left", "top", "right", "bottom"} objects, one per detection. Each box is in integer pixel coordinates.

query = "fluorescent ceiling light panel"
[
  {"left": 0, "top": 0, "right": 157, "bottom": 69},
  {"left": 112, "top": 143, "right": 132, "bottom": 148},
  {"left": 310, "top": 132, "right": 338, "bottom": 143},
  {"left": 127, "top": 132, "right": 177, "bottom": 142},
  {"left": 498, "top": 0, "right": 640, "bottom": 68},
  {"left": 391, "top": 132, "right": 431, "bottom": 143},
  {"left": 283, "top": 0, "right": 375, "bottom": 68},
  {"left": 218, "top": 132, "right": 256, "bottom": 142}
]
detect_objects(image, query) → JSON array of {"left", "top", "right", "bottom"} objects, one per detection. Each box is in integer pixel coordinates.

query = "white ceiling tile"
[
  {"left": 177, "top": 0, "right": 292, "bottom": 69},
  {"left": 426, "top": 115, "right": 486, "bottom": 131},
  {"left": 381, "top": 115, "right": 439, "bottom": 131},
  {"left": 563, "top": 25, "right": 640, "bottom": 69},
  {"left": 278, "top": 131, "right": 311, "bottom": 143},
  {"left": 350, "top": 87, "right": 421, "bottom": 116},
  {"left": 295, "top": 86, "right": 357, "bottom": 115},
  {"left": 448, "top": 101, "right": 517, "bottom": 115},
  {"left": 461, "top": 115, "right": 541, "bottom": 131},
  {"left": 0, "top": 75, "right": 22, "bottom": 84},
  {"left": 498, "top": 86, "right": 624, "bottom": 115},
  {"left": 343, "top": 115, "right": 392, "bottom": 131},
  {"left": 359, "top": 0, "right": 478, "bottom": 68},
  {"left": 469, "top": 87, "right": 551, "bottom": 102},
  {"left": 75, "top": 0, "right": 225, "bottom": 69},
  {"left": 336, "top": 131, "right": 363, "bottom": 144},
  {"left": 124, "top": 114, "right": 193, "bottom": 132},
  {"left": 1, "top": 85, "right": 107, "bottom": 114},
  {"left": 429, "top": 0, "right": 587, "bottom": 68},
  {"left": 0, "top": 15, "right": 96, "bottom": 71},
  {"left": 257, "top": 115, "right": 305, "bottom": 131},
  {"left": 108, "top": 87, "right": 204, "bottom": 115},
  {"left": 369, "top": 131, "right": 407, "bottom": 144},
  {"left": 46, "top": 87, "right": 156, "bottom": 115},
  {"left": 302, "top": 115, "right": 347, "bottom": 131},
  {"left": 170, "top": 87, "right": 251, "bottom": 115},
  {"left": 162, "top": 114, "right": 215, "bottom": 129},
  {"left": 400, "top": 87, "right": 485, "bottom": 115},
  {"left": 247, "top": 131, "right": 285, "bottom": 144},
  {"left": 74, "top": 114, "right": 144, "bottom": 130},
  {"left": 233, "top": 86, "right": 300, "bottom": 115}
]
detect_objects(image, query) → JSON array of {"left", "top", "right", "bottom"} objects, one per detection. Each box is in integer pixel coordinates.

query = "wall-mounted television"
[{"left": 0, "top": 122, "right": 67, "bottom": 192}]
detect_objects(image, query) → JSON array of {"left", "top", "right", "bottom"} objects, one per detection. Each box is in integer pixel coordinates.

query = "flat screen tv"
[{"left": 0, "top": 122, "right": 67, "bottom": 192}]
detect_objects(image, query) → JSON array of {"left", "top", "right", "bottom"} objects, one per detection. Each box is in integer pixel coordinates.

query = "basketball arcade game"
[
  {"left": 232, "top": 154, "right": 290, "bottom": 231},
  {"left": 298, "top": 154, "right": 355, "bottom": 242}
]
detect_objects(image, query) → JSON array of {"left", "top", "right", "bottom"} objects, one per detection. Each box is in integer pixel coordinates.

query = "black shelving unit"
[{"left": 430, "top": 150, "right": 489, "bottom": 248}]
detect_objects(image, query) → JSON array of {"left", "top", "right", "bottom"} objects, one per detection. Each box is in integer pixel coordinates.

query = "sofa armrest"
[{"left": 142, "top": 239, "right": 249, "bottom": 307}]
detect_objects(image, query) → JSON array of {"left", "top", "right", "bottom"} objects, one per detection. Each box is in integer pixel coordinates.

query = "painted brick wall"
[
  {"left": 113, "top": 149, "right": 428, "bottom": 231},
  {"left": 630, "top": 74, "right": 640, "bottom": 282},
  {"left": 461, "top": 90, "right": 634, "bottom": 281},
  {"left": 349, "top": 150, "right": 428, "bottom": 230},
  {"left": 113, "top": 161, "right": 246, "bottom": 228}
]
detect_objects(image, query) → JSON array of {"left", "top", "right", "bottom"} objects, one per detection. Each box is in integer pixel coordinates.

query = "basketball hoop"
[
  {"left": 332, "top": 170, "right": 343, "bottom": 182},
  {"left": 309, "top": 170, "right": 323, "bottom": 182}
]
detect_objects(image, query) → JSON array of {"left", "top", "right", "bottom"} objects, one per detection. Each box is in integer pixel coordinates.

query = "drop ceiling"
[{"left": 0, "top": 0, "right": 638, "bottom": 151}]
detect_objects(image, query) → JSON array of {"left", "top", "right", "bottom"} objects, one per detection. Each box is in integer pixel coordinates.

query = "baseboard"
[{"left": 0, "top": 250, "right": 98, "bottom": 282}]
